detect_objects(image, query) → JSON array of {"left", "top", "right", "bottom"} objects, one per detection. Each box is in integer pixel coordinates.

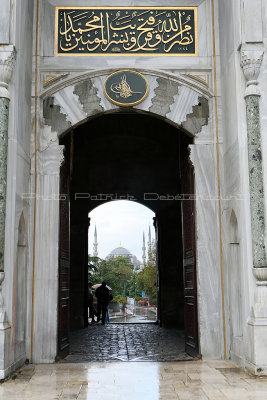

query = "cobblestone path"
[{"left": 62, "top": 324, "right": 194, "bottom": 363}]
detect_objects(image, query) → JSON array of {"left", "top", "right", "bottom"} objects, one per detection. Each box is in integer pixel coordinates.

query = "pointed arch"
[
  {"left": 229, "top": 209, "right": 239, "bottom": 244},
  {"left": 40, "top": 70, "right": 211, "bottom": 150}
]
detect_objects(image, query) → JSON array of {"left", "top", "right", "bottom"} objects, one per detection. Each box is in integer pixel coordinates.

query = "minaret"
[
  {"left": 93, "top": 225, "right": 98, "bottom": 257},
  {"left": 148, "top": 226, "right": 152, "bottom": 252},
  {"left": 147, "top": 226, "right": 152, "bottom": 264},
  {"left": 142, "top": 232, "right": 146, "bottom": 266}
]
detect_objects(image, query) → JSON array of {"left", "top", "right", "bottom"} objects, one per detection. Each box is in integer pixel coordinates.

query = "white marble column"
[
  {"left": 0, "top": 46, "right": 15, "bottom": 376},
  {"left": 31, "top": 142, "right": 64, "bottom": 363},
  {"left": 241, "top": 46, "right": 265, "bottom": 268},
  {"left": 241, "top": 44, "right": 267, "bottom": 374},
  {"left": 189, "top": 143, "right": 225, "bottom": 359},
  {"left": 0, "top": 46, "right": 15, "bottom": 324}
]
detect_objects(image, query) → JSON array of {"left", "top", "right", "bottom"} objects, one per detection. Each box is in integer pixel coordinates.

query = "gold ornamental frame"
[
  {"left": 104, "top": 69, "right": 149, "bottom": 107},
  {"left": 55, "top": 6, "right": 198, "bottom": 57}
]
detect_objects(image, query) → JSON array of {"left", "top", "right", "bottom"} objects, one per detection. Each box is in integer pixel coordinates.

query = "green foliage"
[
  {"left": 88, "top": 255, "right": 102, "bottom": 279},
  {"left": 88, "top": 250, "right": 157, "bottom": 304},
  {"left": 136, "top": 265, "right": 157, "bottom": 305},
  {"left": 112, "top": 295, "right": 127, "bottom": 305},
  {"left": 88, "top": 255, "right": 137, "bottom": 297}
]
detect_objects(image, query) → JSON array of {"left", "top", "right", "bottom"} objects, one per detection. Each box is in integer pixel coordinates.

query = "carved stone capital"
[
  {"left": 32, "top": 143, "right": 65, "bottom": 176},
  {"left": 249, "top": 268, "right": 267, "bottom": 321},
  {"left": 0, "top": 272, "right": 8, "bottom": 327},
  {"left": 39, "top": 124, "right": 58, "bottom": 153},
  {"left": 0, "top": 45, "right": 16, "bottom": 100},
  {"left": 0, "top": 272, "right": 5, "bottom": 287},
  {"left": 253, "top": 267, "right": 267, "bottom": 286},
  {"left": 241, "top": 45, "right": 264, "bottom": 97}
]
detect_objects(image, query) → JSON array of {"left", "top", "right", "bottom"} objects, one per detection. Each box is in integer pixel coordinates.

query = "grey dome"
[{"left": 109, "top": 246, "right": 131, "bottom": 256}]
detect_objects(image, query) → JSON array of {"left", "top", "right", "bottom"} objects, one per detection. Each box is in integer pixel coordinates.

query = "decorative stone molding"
[
  {"left": 36, "top": 143, "right": 65, "bottom": 176},
  {"left": 0, "top": 45, "right": 16, "bottom": 99},
  {"left": 43, "top": 73, "right": 69, "bottom": 88},
  {"left": 42, "top": 73, "right": 210, "bottom": 138},
  {"left": 39, "top": 124, "right": 58, "bottom": 153},
  {"left": 241, "top": 45, "right": 264, "bottom": 97},
  {"left": 185, "top": 73, "right": 209, "bottom": 88},
  {"left": 0, "top": 272, "right": 8, "bottom": 327},
  {"left": 249, "top": 268, "right": 267, "bottom": 321},
  {"left": 253, "top": 267, "right": 267, "bottom": 284}
]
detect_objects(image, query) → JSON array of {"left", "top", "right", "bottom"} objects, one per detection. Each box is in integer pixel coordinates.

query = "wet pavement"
[
  {"left": 109, "top": 305, "right": 157, "bottom": 323},
  {"left": 62, "top": 324, "right": 193, "bottom": 362},
  {"left": 2, "top": 360, "right": 267, "bottom": 400}
]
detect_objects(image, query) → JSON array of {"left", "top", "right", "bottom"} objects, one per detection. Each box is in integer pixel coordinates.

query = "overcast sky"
[{"left": 88, "top": 200, "right": 155, "bottom": 261}]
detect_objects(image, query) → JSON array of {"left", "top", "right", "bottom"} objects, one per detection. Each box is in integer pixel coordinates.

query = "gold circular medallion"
[{"left": 104, "top": 70, "right": 149, "bottom": 107}]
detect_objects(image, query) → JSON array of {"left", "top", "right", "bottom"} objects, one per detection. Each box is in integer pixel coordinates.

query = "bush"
[{"left": 112, "top": 295, "right": 127, "bottom": 305}]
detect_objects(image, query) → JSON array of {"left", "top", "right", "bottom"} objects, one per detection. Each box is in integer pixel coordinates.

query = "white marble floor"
[{"left": 1, "top": 360, "right": 267, "bottom": 399}]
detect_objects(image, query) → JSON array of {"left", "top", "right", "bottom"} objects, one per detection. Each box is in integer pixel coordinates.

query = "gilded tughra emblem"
[
  {"left": 111, "top": 75, "right": 142, "bottom": 99},
  {"left": 104, "top": 70, "right": 149, "bottom": 107},
  {"left": 55, "top": 7, "right": 198, "bottom": 56}
]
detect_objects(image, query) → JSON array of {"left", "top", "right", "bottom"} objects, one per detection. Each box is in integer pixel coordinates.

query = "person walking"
[
  {"left": 95, "top": 281, "right": 110, "bottom": 325},
  {"left": 88, "top": 283, "right": 95, "bottom": 323}
]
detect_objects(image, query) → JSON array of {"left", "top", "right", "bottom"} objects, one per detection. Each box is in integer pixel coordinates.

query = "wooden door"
[
  {"left": 153, "top": 216, "right": 160, "bottom": 324},
  {"left": 180, "top": 139, "right": 199, "bottom": 357},
  {"left": 58, "top": 136, "right": 70, "bottom": 358}
]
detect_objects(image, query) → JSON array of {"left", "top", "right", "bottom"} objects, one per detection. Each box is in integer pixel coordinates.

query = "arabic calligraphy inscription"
[{"left": 55, "top": 7, "right": 197, "bottom": 56}]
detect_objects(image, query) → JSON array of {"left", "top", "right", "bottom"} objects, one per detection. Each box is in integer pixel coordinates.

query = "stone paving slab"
[
  {"left": 1, "top": 361, "right": 267, "bottom": 400},
  {"left": 62, "top": 324, "right": 193, "bottom": 363}
]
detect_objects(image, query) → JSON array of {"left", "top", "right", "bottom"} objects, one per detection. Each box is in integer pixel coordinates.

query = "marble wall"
[
  {"left": 219, "top": 0, "right": 267, "bottom": 374},
  {"left": 0, "top": 0, "right": 10, "bottom": 44},
  {"left": 33, "top": 0, "right": 226, "bottom": 363},
  {"left": 1, "top": 0, "right": 34, "bottom": 379}
]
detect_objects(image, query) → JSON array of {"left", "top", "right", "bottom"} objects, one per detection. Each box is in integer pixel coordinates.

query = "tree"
[
  {"left": 88, "top": 255, "right": 136, "bottom": 297},
  {"left": 88, "top": 255, "right": 101, "bottom": 278},
  {"left": 136, "top": 241, "right": 157, "bottom": 304},
  {"left": 136, "top": 265, "right": 157, "bottom": 305}
]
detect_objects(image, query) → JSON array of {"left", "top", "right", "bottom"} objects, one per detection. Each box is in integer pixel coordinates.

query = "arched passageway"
[
  {"left": 88, "top": 200, "right": 157, "bottom": 323},
  {"left": 58, "top": 111, "right": 198, "bottom": 359}
]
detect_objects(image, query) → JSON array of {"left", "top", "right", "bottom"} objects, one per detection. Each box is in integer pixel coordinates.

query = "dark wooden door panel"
[
  {"left": 180, "top": 139, "right": 199, "bottom": 357},
  {"left": 58, "top": 136, "right": 70, "bottom": 358}
]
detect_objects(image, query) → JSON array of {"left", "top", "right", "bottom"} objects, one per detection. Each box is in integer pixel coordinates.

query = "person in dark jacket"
[
  {"left": 95, "top": 281, "right": 110, "bottom": 324},
  {"left": 88, "top": 283, "right": 95, "bottom": 323}
]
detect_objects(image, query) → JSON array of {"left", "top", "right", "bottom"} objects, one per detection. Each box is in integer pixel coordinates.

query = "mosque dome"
[
  {"left": 109, "top": 246, "right": 131, "bottom": 257},
  {"left": 106, "top": 244, "right": 141, "bottom": 269}
]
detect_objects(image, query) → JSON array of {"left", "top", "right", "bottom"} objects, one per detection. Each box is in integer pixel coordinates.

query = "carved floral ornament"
[
  {"left": 36, "top": 143, "right": 65, "bottom": 176},
  {"left": 0, "top": 45, "right": 16, "bottom": 99},
  {"left": 240, "top": 45, "right": 264, "bottom": 97}
]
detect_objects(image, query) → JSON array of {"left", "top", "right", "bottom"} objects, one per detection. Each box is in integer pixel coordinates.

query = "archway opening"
[
  {"left": 88, "top": 200, "right": 157, "bottom": 324},
  {"left": 58, "top": 111, "right": 198, "bottom": 360}
]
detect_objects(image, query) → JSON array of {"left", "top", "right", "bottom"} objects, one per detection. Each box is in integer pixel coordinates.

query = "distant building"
[{"left": 106, "top": 243, "right": 141, "bottom": 269}]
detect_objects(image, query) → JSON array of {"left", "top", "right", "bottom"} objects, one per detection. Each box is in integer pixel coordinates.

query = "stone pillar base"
[
  {"left": 0, "top": 324, "right": 11, "bottom": 379},
  {"left": 247, "top": 322, "right": 267, "bottom": 375},
  {"left": 247, "top": 268, "right": 267, "bottom": 375}
]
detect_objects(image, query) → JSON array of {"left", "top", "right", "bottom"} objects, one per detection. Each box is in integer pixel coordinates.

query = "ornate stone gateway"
[
  {"left": 1, "top": 0, "right": 267, "bottom": 380},
  {"left": 38, "top": 68, "right": 211, "bottom": 365}
]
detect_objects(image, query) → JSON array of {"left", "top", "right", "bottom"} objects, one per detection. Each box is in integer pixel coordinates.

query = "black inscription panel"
[{"left": 55, "top": 7, "right": 197, "bottom": 56}]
